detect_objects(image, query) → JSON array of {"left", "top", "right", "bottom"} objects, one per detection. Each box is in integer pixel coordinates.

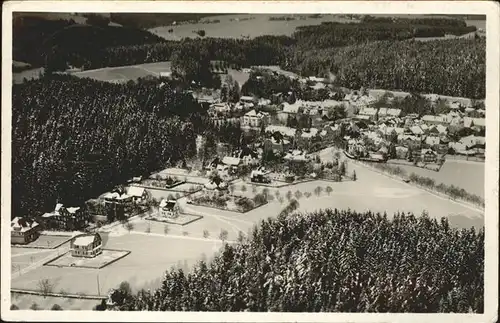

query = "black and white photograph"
[{"left": 1, "top": 1, "right": 499, "bottom": 322}]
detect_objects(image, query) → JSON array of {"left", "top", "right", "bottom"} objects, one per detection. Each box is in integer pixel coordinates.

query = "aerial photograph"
[{"left": 8, "top": 11, "right": 488, "bottom": 313}]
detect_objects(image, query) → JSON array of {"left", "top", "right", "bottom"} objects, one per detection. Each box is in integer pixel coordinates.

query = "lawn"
[{"left": 11, "top": 233, "right": 223, "bottom": 298}]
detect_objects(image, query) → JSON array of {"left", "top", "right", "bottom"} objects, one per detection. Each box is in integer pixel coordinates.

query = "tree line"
[
  {"left": 293, "top": 19, "right": 477, "bottom": 49},
  {"left": 286, "top": 38, "right": 485, "bottom": 99},
  {"left": 106, "top": 208, "right": 483, "bottom": 312}
]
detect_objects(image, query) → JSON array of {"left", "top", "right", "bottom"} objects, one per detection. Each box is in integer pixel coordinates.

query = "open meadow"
[
  {"left": 149, "top": 14, "right": 355, "bottom": 40},
  {"left": 392, "top": 160, "right": 485, "bottom": 198}
]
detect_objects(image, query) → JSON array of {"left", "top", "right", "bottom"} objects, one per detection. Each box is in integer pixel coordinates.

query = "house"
[
  {"left": 11, "top": 217, "right": 40, "bottom": 245},
  {"left": 258, "top": 98, "right": 271, "bottom": 107},
  {"left": 300, "top": 128, "right": 319, "bottom": 139},
  {"left": 282, "top": 101, "right": 303, "bottom": 114},
  {"left": 241, "top": 110, "right": 270, "bottom": 128},
  {"left": 209, "top": 103, "right": 231, "bottom": 115},
  {"left": 127, "top": 186, "right": 147, "bottom": 203},
  {"left": 436, "top": 124, "right": 448, "bottom": 135},
  {"left": 240, "top": 96, "right": 256, "bottom": 105},
  {"left": 410, "top": 125, "right": 425, "bottom": 136},
  {"left": 378, "top": 108, "right": 389, "bottom": 118},
  {"left": 42, "top": 203, "right": 89, "bottom": 231},
  {"left": 422, "top": 115, "right": 445, "bottom": 125},
  {"left": 284, "top": 150, "right": 310, "bottom": 162},
  {"left": 250, "top": 168, "right": 272, "bottom": 183},
  {"left": 395, "top": 146, "right": 409, "bottom": 159},
  {"left": 387, "top": 108, "right": 402, "bottom": 117},
  {"left": 103, "top": 191, "right": 132, "bottom": 206},
  {"left": 265, "top": 125, "right": 297, "bottom": 138},
  {"left": 159, "top": 199, "right": 180, "bottom": 218},
  {"left": 462, "top": 117, "right": 485, "bottom": 129},
  {"left": 308, "top": 76, "right": 327, "bottom": 83},
  {"left": 358, "top": 107, "right": 378, "bottom": 121},
  {"left": 421, "top": 149, "right": 438, "bottom": 163},
  {"left": 70, "top": 233, "right": 102, "bottom": 258},
  {"left": 264, "top": 136, "right": 291, "bottom": 153},
  {"left": 460, "top": 135, "right": 486, "bottom": 148},
  {"left": 425, "top": 136, "right": 441, "bottom": 146}
]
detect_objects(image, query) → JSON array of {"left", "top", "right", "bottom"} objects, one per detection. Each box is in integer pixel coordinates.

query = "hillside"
[
  {"left": 112, "top": 208, "right": 484, "bottom": 312},
  {"left": 13, "top": 15, "right": 163, "bottom": 68}
]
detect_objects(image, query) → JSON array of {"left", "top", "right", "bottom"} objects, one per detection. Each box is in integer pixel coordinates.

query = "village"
[{"left": 10, "top": 64, "right": 487, "bottom": 310}]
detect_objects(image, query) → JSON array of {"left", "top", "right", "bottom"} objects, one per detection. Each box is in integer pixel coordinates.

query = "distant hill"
[
  {"left": 13, "top": 14, "right": 163, "bottom": 69},
  {"left": 109, "top": 13, "right": 231, "bottom": 29}
]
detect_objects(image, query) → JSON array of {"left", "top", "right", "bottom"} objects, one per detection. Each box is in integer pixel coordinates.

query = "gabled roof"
[
  {"left": 127, "top": 186, "right": 145, "bottom": 197},
  {"left": 11, "top": 217, "right": 39, "bottom": 232},
  {"left": 73, "top": 234, "right": 99, "bottom": 247}
]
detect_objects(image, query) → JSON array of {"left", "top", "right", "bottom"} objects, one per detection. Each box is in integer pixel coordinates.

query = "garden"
[
  {"left": 190, "top": 190, "right": 269, "bottom": 213},
  {"left": 142, "top": 175, "right": 186, "bottom": 189}
]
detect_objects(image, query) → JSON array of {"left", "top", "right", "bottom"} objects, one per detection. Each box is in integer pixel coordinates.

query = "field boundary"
[
  {"left": 11, "top": 236, "right": 72, "bottom": 250},
  {"left": 11, "top": 289, "right": 107, "bottom": 300},
  {"left": 43, "top": 249, "right": 131, "bottom": 270},
  {"left": 145, "top": 213, "right": 203, "bottom": 226},
  {"left": 190, "top": 195, "right": 269, "bottom": 214},
  {"left": 245, "top": 178, "right": 316, "bottom": 188}
]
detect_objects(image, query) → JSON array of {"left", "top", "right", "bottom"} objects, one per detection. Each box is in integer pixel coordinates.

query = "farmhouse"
[
  {"left": 159, "top": 199, "right": 180, "bottom": 218},
  {"left": 11, "top": 217, "right": 40, "bottom": 245},
  {"left": 42, "top": 203, "right": 89, "bottom": 231},
  {"left": 241, "top": 110, "right": 270, "bottom": 128},
  {"left": 70, "top": 233, "right": 102, "bottom": 258}
]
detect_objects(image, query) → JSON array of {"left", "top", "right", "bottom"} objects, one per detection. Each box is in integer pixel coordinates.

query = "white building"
[{"left": 241, "top": 110, "right": 270, "bottom": 128}]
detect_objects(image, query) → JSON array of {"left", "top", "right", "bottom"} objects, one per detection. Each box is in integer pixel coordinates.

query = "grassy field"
[
  {"left": 393, "top": 160, "right": 484, "bottom": 198},
  {"left": 11, "top": 233, "right": 222, "bottom": 300},
  {"left": 149, "top": 14, "right": 355, "bottom": 40}
]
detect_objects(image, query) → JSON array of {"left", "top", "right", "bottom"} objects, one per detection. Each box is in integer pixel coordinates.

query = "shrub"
[
  {"left": 10, "top": 304, "right": 19, "bottom": 310},
  {"left": 203, "top": 230, "right": 210, "bottom": 238},
  {"left": 51, "top": 304, "right": 63, "bottom": 311},
  {"left": 30, "top": 303, "right": 39, "bottom": 311}
]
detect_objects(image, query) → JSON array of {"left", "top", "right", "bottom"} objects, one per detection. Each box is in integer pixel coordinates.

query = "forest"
[
  {"left": 14, "top": 15, "right": 485, "bottom": 98},
  {"left": 292, "top": 19, "right": 477, "bottom": 49},
  {"left": 106, "top": 208, "right": 484, "bottom": 312},
  {"left": 12, "top": 75, "right": 204, "bottom": 218}
]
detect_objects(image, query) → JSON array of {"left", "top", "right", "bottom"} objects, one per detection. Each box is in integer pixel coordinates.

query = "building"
[
  {"left": 127, "top": 186, "right": 147, "bottom": 203},
  {"left": 159, "top": 199, "right": 180, "bottom": 218},
  {"left": 358, "top": 107, "right": 378, "bottom": 121},
  {"left": 241, "top": 110, "right": 270, "bottom": 128},
  {"left": 422, "top": 115, "right": 446, "bottom": 125},
  {"left": 42, "top": 203, "right": 89, "bottom": 231},
  {"left": 265, "top": 125, "right": 297, "bottom": 138},
  {"left": 421, "top": 149, "right": 438, "bottom": 163},
  {"left": 11, "top": 217, "right": 40, "bottom": 245},
  {"left": 240, "top": 96, "right": 256, "bottom": 105},
  {"left": 425, "top": 136, "right": 441, "bottom": 146},
  {"left": 70, "top": 233, "right": 103, "bottom": 258},
  {"left": 103, "top": 191, "right": 132, "bottom": 206}
]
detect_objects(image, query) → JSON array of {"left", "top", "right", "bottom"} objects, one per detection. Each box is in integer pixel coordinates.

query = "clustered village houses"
[{"left": 12, "top": 66, "right": 485, "bottom": 249}]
